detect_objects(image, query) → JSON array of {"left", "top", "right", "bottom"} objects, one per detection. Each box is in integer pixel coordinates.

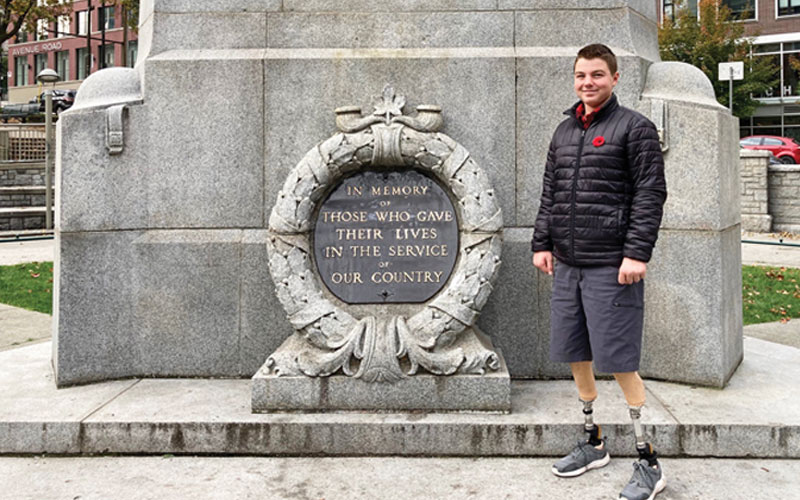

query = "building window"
[
  {"left": 664, "top": 0, "right": 755, "bottom": 21},
  {"left": 17, "top": 30, "right": 29, "bottom": 43},
  {"left": 34, "top": 53, "right": 48, "bottom": 79},
  {"left": 36, "top": 19, "right": 49, "bottom": 40},
  {"left": 661, "top": 0, "right": 698, "bottom": 21},
  {"left": 754, "top": 53, "right": 780, "bottom": 97},
  {"left": 747, "top": 40, "right": 800, "bottom": 140},
  {"left": 663, "top": 0, "right": 676, "bottom": 21},
  {"left": 14, "top": 57, "right": 29, "bottom": 87},
  {"left": 100, "top": 6, "right": 115, "bottom": 30},
  {"left": 57, "top": 15, "right": 70, "bottom": 38},
  {"left": 127, "top": 41, "right": 138, "bottom": 67},
  {"left": 77, "top": 10, "right": 88, "bottom": 36},
  {"left": 76, "top": 47, "right": 89, "bottom": 80},
  {"left": 778, "top": 0, "right": 800, "bottom": 16},
  {"left": 723, "top": 0, "right": 756, "bottom": 20},
  {"left": 56, "top": 50, "right": 69, "bottom": 81},
  {"left": 101, "top": 44, "right": 114, "bottom": 69}
]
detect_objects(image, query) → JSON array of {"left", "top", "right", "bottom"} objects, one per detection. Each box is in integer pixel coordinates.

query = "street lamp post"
[{"left": 36, "top": 68, "right": 59, "bottom": 231}]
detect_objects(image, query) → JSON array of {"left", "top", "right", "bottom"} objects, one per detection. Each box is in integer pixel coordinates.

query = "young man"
[{"left": 531, "top": 44, "right": 668, "bottom": 500}]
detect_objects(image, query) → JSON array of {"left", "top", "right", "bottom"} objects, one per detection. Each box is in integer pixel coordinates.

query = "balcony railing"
[{"left": 0, "top": 124, "right": 47, "bottom": 163}]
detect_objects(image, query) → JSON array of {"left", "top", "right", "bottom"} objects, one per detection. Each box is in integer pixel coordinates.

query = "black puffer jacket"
[{"left": 531, "top": 94, "right": 667, "bottom": 266}]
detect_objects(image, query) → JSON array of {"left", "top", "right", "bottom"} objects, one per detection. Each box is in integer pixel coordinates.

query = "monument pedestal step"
[
  {"left": 1, "top": 339, "right": 798, "bottom": 458},
  {"left": 252, "top": 334, "right": 511, "bottom": 413}
]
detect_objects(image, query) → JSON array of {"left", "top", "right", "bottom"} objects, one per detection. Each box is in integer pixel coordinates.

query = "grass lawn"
[
  {"left": 742, "top": 265, "right": 800, "bottom": 325},
  {"left": 0, "top": 262, "right": 798, "bottom": 326},
  {"left": 0, "top": 261, "right": 53, "bottom": 315}
]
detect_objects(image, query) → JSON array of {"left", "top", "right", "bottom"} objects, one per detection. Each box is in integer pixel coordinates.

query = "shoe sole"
[
  {"left": 551, "top": 452, "right": 610, "bottom": 478},
  {"left": 619, "top": 473, "right": 667, "bottom": 500}
]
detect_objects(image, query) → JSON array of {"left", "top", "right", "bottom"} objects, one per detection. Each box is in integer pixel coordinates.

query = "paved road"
[
  {"left": 741, "top": 231, "right": 800, "bottom": 268},
  {"left": 1, "top": 456, "right": 798, "bottom": 500}
]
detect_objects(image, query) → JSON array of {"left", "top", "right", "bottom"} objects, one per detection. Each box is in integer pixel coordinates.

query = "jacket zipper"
[{"left": 570, "top": 128, "right": 586, "bottom": 263}]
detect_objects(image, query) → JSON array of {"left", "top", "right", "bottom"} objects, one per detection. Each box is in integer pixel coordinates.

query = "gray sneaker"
[
  {"left": 551, "top": 440, "right": 610, "bottom": 477},
  {"left": 619, "top": 459, "right": 667, "bottom": 500}
]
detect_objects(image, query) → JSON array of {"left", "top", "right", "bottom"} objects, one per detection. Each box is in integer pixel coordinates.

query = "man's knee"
[{"left": 613, "top": 371, "right": 646, "bottom": 407}]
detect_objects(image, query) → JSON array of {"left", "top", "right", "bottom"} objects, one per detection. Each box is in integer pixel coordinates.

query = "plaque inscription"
[{"left": 314, "top": 170, "right": 459, "bottom": 304}]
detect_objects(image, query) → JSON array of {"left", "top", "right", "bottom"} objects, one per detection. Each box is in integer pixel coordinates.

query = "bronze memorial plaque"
[{"left": 314, "top": 170, "right": 459, "bottom": 304}]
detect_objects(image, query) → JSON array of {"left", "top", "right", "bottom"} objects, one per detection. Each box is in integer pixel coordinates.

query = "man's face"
[{"left": 574, "top": 57, "right": 619, "bottom": 112}]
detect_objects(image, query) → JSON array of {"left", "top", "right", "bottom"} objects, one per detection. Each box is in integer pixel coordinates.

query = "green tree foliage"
[
  {"left": 118, "top": 0, "right": 139, "bottom": 32},
  {"left": 0, "top": 0, "right": 73, "bottom": 46},
  {"left": 1, "top": 1, "right": 139, "bottom": 47},
  {"left": 659, "top": 0, "right": 779, "bottom": 118}
]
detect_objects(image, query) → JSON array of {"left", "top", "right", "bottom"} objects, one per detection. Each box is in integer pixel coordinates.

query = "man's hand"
[
  {"left": 533, "top": 251, "right": 554, "bottom": 275},
  {"left": 618, "top": 257, "right": 646, "bottom": 285}
]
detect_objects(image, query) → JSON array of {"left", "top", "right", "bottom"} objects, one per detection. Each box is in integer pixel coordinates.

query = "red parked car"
[{"left": 739, "top": 135, "right": 800, "bottom": 164}]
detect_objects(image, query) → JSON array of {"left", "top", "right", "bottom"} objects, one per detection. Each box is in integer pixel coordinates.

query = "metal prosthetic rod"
[
  {"left": 581, "top": 398, "right": 595, "bottom": 431},
  {"left": 581, "top": 398, "right": 602, "bottom": 445},
  {"left": 629, "top": 405, "right": 646, "bottom": 449},
  {"left": 629, "top": 404, "right": 658, "bottom": 465}
]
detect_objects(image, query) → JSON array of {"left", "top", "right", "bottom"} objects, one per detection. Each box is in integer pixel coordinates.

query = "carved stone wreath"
[{"left": 265, "top": 86, "right": 503, "bottom": 383}]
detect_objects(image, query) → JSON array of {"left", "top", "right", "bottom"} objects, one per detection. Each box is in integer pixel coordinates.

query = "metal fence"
[{"left": 0, "top": 124, "right": 47, "bottom": 162}]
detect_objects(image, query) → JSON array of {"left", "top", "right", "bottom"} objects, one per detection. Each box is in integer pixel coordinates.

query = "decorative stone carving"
[{"left": 264, "top": 86, "right": 503, "bottom": 384}]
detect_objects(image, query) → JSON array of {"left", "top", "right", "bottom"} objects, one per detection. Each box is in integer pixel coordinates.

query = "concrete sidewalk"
[
  {"left": 1, "top": 337, "right": 798, "bottom": 458},
  {"left": 1, "top": 456, "right": 798, "bottom": 500},
  {"left": 744, "top": 318, "right": 800, "bottom": 349},
  {"left": 741, "top": 231, "right": 800, "bottom": 268},
  {"left": 0, "top": 237, "right": 54, "bottom": 266},
  {"left": 0, "top": 303, "right": 51, "bottom": 352}
]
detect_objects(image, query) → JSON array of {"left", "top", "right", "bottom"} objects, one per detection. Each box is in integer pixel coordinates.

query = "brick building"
[
  {"left": 661, "top": 0, "right": 800, "bottom": 140},
  {"left": 6, "top": 0, "right": 137, "bottom": 103}
]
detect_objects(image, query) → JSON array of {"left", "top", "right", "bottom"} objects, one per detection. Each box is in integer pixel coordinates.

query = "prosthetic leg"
[
  {"left": 614, "top": 372, "right": 658, "bottom": 466},
  {"left": 615, "top": 372, "right": 667, "bottom": 500},
  {"left": 570, "top": 361, "right": 603, "bottom": 446}
]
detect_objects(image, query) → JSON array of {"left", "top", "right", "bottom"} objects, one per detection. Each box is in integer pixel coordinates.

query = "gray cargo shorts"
[{"left": 549, "top": 260, "right": 644, "bottom": 373}]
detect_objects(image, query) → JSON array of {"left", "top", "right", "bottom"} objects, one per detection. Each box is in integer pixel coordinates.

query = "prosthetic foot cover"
[
  {"left": 585, "top": 424, "right": 603, "bottom": 446},
  {"left": 637, "top": 442, "right": 659, "bottom": 467}
]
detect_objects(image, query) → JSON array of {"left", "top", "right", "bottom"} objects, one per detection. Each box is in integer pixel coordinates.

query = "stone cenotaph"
[{"left": 53, "top": 0, "right": 742, "bottom": 400}]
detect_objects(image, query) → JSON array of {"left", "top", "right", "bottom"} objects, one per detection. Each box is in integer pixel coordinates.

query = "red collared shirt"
[{"left": 575, "top": 102, "right": 604, "bottom": 130}]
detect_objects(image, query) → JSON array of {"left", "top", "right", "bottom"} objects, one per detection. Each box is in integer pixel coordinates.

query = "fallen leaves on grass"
[{"left": 742, "top": 265, "right": 800, "bottom": 325}]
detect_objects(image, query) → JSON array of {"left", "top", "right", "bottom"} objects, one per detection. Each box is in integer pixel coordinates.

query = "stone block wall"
[
  {"left": 0, "top": 214, "right": 47, "bottom": 231},
  {"left": 0, "top": 189, "right": 45, "bottom": 207},
  {"left": 739, "top": 150, "right": 800, "bottom": 234},
  {"left": 0, "top": 165, "right": 46, "bottom": 187},
  {"left": 740, "top": 150, "right": 772, "bottom": 233},
  {"left": 769, "top": 164, "right": 800, "bottom": 233}
]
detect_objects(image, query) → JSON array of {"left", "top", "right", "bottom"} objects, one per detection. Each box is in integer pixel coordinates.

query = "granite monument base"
[{"left": 252, "top": 331, "right": 510, "bottom": 413}]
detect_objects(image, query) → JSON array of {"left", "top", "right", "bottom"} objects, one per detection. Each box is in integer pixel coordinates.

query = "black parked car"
[{"left": 30, "top": 89, "right": 77, "bottom": 113}]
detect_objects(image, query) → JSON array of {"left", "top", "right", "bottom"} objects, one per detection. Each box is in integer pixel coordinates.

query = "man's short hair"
[{"left": 574, "top": 44, "right": 618, "bottom": 74}]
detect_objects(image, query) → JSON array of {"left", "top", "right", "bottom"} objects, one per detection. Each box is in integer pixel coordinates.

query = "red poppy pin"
[{"left": 592, "top": 136, "right": 605, "bottom": 147}]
